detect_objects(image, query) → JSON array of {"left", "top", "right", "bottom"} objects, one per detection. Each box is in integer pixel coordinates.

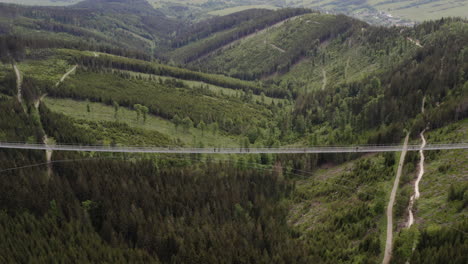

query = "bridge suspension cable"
[{"left": 0, "top": 142, "right": 467, "bottom": 154}]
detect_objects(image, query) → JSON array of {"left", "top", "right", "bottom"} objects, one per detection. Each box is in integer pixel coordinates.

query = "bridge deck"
[{"left": 0, "top": 142, "right": 467, "bottom": 154}]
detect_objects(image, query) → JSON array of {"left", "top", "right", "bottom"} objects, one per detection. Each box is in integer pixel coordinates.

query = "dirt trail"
[
  {"left": 13, "top": 64, "right": 22, "bottom": 103},
  {"left": 34, "top": 94, "right": 47, "bottom": 109},
  {"left": 407, "top": 130, "right": 426, "bottom": 227},
  {"left": 407, "top": 37, "right": 423, "bottom": 48},
  {"left": 383, "top": 133, "right": 410, "bottom": 264},
  {"left": 406, "top": 97, "right": 427, "bottom": 228},
  {"left": 56, "top": 65, "right": 77, "bottom": 86},
  {"left": 33, "top": 94, "right": 53, "bottom": 178},
  {"left": 414, "top": 131, "right": 426, "bottom": 199},
  {"left": 93, "top": 52, "right": 99, "bottom": 57},
  {"left": 34, "top": 65, "right": 77, "bottom": 178},
  {"left": 270, "top": 43, "right": 285, "bottom": 53},
  {"left": 321, "top": 69, "right": 327, "bottom": 90},
  {"left": 42, "top": 65, "right": 77, "bottom": 168}
]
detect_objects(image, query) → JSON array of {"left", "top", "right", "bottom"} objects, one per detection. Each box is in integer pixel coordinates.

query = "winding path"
[
  {"left": 13, "top": 64, "right": 22, "bottom": 103},
  {"left": 33, "top": 95, "right": 53, "bottom": 178},
  {"left": 383, "top": 133, "right": 410, "bottom": 264},
  {"left": 407, "top": 130, "right": 427, "bottom": 227},
  {"left": 55, "top": 65, "right": 77, "bottom": 87},
  {"left": 407, "top": 97, "right": 428, "bottom": 228},
  {"left": 413, "top": 131, "right": 427, "bottom": 200}
]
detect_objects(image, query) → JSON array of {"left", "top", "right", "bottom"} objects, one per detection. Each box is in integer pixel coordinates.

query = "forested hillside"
[
  {"left": 190, "top": 13, "right": 365, "bottom": 80},
  {"left": 188, "top": 15, "right": 468, "bottom": 148},
  {"left": 168, "top": 8, "right": 311, "bottom": 63},
  {"left": 0, "top": 0, "right": 467, "bottom": 263},
  {"left": 0, "top": 0, "right": 179, "bottom": 57}
]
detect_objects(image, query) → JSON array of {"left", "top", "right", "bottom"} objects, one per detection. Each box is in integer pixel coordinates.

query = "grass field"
[
  {"left": 44, "top": 97, "right": 241, "bottom": 147},
  {"left": 366, "top": 0, "right": 468, "bottom": 22},
  {"left": 287, "top": 0, "right": 468, "bottom": 22},
  {"left": 49, "top": 70, "right": 273, "bottom": 135}
]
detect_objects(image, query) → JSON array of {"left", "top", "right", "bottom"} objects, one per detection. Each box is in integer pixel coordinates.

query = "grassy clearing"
[
  {"left": 57, "top": 48, "right": 267, "bottom": 97},
  {"left": 274, "top": 21, "right": 413, "bottom": 91},
  {"left": 48, "top": 70, "right": 273, "bottom": 136},
  {"left": 194, "top": 13, "right": 333, "bottom": 78},
  {"left": 121, "top": 70, "right": 285, "bottom": 105},
  {"left": 288, "top": 160, "right": 354, "bottom": 230},
  {"left": 44, "top": 97, "right": 241, "bottom": 147},
  {"left": 278, "top": 40, "right": 380, "bottom": 91},
  {"left": 17, "top": 57, "right": 72, "bottom": 83},
  {"left": 287, "top": 153, "right": 395, "bottom": 262}
]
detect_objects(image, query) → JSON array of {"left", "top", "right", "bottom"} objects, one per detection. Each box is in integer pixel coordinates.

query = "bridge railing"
[{"left": 0, "top": 142, "right": 467, "bottom": 153}]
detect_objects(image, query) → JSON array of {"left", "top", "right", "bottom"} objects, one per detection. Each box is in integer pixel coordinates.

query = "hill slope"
[{"left": 0, "top": 0, "right": 179, "bottom": 57}]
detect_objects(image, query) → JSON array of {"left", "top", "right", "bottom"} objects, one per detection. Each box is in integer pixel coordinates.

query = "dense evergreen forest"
[
  {"left": 0, "top": 150, "right": 311, "bottom": 263},
  {"left": 0, "top": 0, "right": 467, "bottom": 263}
]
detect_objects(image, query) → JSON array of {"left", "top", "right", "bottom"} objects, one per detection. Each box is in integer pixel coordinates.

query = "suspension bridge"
[{"left": 0, "top": 142, "right": 467, "bottom": 154}]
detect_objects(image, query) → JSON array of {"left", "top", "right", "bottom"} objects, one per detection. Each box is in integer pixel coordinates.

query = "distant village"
[
  {"left": 354, "top": 9, "right": 416, "bottom": 27},
  {"left": 318, "top": 7, "right": 416, "bottom": 27}
]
